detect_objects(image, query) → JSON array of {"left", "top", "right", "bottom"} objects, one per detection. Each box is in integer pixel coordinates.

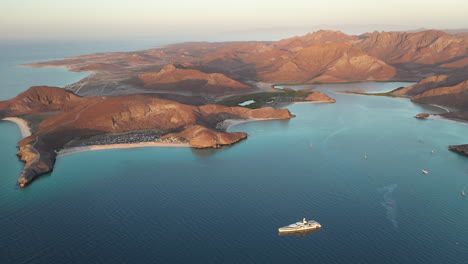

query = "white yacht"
[
  {"left": 421, "top": 169, "right": 429, "bottom": 174},
  {"left": 278, "top": 218, "right": 321, "bottom": 234}
]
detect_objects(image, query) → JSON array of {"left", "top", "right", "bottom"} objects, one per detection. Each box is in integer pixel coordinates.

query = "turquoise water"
[{"left": 2, "top": 43, "right": 468, "bottom": 263}]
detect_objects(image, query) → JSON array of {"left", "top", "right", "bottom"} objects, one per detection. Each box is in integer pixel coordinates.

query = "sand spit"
[{"left": 1, "top": 117, "right": 32, "bottom": 138}]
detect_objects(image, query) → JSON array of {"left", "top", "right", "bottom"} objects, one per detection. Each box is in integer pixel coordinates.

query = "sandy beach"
[
  {"left": 427, "top": 115, "right": 468, "bottom": 125},
  {"left": 428, "top": 104, "right": 454, "bottom": 113},
  {"left": 220, "top": 118, "right": 271, "bottom": 130},
  {"left": 1, "top": 117, "right": 32, "bottom": 138},
  {"left": 57, "top": 142, "right": 190, "bottom": 157}
]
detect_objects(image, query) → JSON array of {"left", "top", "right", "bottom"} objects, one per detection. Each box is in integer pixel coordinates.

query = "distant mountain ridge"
[
  {"left": 26, "top": 30, "right": 466, "bottom": 87},
  {"left": 23, "top": 29, "right": 467, "bottom": 111}
]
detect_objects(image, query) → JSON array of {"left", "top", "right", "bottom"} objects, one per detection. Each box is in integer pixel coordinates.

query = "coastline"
[
  {"left": 427, "top": 104, "right": 453, "bottom": 113},
  {"left": 57, "top": 142, "right": 190, "bottom": 157},
  {"left": 427, "top": 115, "right": 468, "bottom": 125},
  {"left": 221, "top": 118, "right": 272, "bottom": 130},
  {"left": 293, "top": 101, "right": 333, "bottom": 104},
  {"left": 1, "top": 117, "right": 32, "bottom": 138}
]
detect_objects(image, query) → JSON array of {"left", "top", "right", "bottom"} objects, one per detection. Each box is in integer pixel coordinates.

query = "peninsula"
[{"left": 2, "top": 29, "right": 468, "bottom": 187}]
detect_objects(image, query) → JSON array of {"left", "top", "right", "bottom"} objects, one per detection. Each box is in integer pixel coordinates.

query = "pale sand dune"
[
  {"left": 57, "top": 142, "right": 190, "bottom": 157},
  {"left": 2, "top": 117, "right": 32, "bottom": 138}
]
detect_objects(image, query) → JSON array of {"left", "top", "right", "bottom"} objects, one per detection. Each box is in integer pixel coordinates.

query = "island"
[{"left": 1, "top": 29, "right": 467, "bottom": 187}]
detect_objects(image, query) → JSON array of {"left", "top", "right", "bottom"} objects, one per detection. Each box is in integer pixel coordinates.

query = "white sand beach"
[
  {"left": 2, "top": 117, "right": 32, "bottom": 138},
  {"left": 57, "top": 142, "right": 190, "bottom": 157}
]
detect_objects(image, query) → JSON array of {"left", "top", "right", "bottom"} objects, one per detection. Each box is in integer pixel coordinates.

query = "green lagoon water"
[{"left": 1, "top": 42, "right": 468, "bottom": 263}]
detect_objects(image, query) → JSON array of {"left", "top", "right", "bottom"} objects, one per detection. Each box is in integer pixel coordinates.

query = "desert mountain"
[
  {"left": 257, "top": 42, "right": 396, "bottom": 82},
  {"left": 356, "top": 30, "right": 468, "bottom": 65},
  {"left": 24, "top": 30, "right": 467, "bottom": 99},
  {"left": 394, "top": 74, "right": 468, "bottom": 109},
  {"left": 133, "top": 64, "right": 252, "bottom": 95},
  {"left": 0, "top": 86, "right": 293, "bottom": 187}
]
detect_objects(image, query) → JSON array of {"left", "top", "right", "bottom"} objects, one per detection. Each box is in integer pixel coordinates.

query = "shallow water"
[{"left": 1, "top": 42, "right": 468, "bottom": 264}]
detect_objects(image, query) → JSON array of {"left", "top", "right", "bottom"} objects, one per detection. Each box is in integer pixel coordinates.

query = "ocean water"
[{"left": 1, "top": 42, "right": 468, "bottom": 264}]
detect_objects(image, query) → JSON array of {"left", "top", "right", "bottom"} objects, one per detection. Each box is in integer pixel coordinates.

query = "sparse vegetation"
[
  {"left": 218, "top": 89, "right": 310, "bottom": 109},
  {"left": 338, "top": 87, "right": 408, "bottom": 98}
]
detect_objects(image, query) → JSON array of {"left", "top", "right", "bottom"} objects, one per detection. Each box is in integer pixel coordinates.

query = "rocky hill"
[
  {"left": 394, "top": 74, "right": 468, "bottom": 110},
  {"left": 133, "top": 64, "right": 252, "bottom": 95},
  {"left": 0, "top": 86, "right": 294, "bottom": 187}
]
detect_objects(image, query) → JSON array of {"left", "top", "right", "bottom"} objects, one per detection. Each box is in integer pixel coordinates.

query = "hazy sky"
[{"left": 2, "top": 0, "right": 467, "bottom": 40}]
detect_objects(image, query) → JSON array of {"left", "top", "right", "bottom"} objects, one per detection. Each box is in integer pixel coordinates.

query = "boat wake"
[{"left": 377, "top": 184, "right": 398, "bottom": 230}]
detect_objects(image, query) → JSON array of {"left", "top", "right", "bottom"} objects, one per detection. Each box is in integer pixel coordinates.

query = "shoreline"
[
  {"left": 293, "top": 101, "right": 334, "bottom": 104},
  {"left": 1, "top": 117, "right": 32, "bottom": 138},
  {"left": 57, "top": 142, "right": 190, "bottom": 157},
  {"left": 221, "top": 118, "right": 257, "bottom": 130},
  {"left": 427, "top": 115, "right": 468, "bottom": 125},
  {"left": 221, "top": 118, "right": 272, "bottom": 131},
  {"left": 427, "top": 104, "right": 453, "bottom": 113}
]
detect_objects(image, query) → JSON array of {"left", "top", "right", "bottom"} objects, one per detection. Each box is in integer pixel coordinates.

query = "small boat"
[
  {"left": 421, "top": 169, "right": 429, "bottom": 175},
  {"left": 363, "top": 153, "right": 368, "bottom": 159},
  {"left": 278, "top": 218, "right": 321, "bottom": 234},
  {"left": 462, "top": 188, "right": 466, "bottom": 197},
  {"left": 431, "top": 150, "right": 436, "bottom": 154}
]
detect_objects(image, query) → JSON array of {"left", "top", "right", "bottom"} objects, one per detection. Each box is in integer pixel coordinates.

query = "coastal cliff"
[{"left": 0, "top": 86, "right": 294, "bottom": 187}]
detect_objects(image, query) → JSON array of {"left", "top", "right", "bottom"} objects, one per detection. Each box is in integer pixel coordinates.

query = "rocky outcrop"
[
  {"left": 394, "top": 75, "right": 468, "bottom": 111},
  {"left": 304, "top": 92, "right": 336, "bottom": 103},
  {"left": 16, "top": 138, "right": 56, "bottom": 188},
  {"left": 449, "top": 145, "right": 468, "bottom": 157},
  {"left": 415, "top": 113, "right": 430, "bottom": 119},
  {"left": 0, "top": 86, "right": 87, "bottom": 118},
  {"left": 394, "top": 75, "right": 451, "bottom": 96},
  {"left": 135, "top": 64, "right": 252, "bottom": 95},
  {"left": 161, "top": 125, "right": 247, "bottom": 148},
  {"left": 391, "top": 69, "right": 467, "bottom": 104},
  {"left": 412, "top": 80, "right": 468, "bottom": 101},
  {"left": 0, "top": 86, "right": 294, "bottom": 187}
]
